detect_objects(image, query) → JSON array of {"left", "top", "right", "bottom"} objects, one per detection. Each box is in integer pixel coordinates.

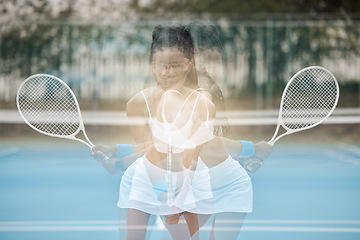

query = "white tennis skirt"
[{"left": 117, "top": 154, "right": 252, "bottom": 215}]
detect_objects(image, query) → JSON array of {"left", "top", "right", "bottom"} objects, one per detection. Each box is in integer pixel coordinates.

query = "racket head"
[
  {"left": 16, "top": 74, "right": 84, "bottom": 140},
  {"left": 278, "top": 66, "right": 339, "bottom": 133}
]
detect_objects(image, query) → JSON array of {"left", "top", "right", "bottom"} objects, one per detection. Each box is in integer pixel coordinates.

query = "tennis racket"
[
  {"left": 244, "top": 66, "right": 339, "bottom": 173},
  {"left": 268, "top": 66, "right": 340, "bottom": 145},
  {"left": 16, "top": 74, "right": 106, "bottom": 158}
]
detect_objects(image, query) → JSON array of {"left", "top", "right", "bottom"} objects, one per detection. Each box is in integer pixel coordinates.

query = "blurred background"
[
  {"left": 0, "top": 1, "right": 360, "bottom": 240},
  {"left": 0, "top": 0, "right": 359, "bottom": 142}
]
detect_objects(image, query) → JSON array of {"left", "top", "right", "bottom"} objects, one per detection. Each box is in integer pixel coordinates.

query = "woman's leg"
[
  {"left": 161, "top": 212, "right": 212, "bottom": 240},
  {"left": 210, "top": 212, "right": 247, "bottom": 240},
  {"left": 184, "top": 212, "right": 213, "bottom": 240},
  {"left": 119, "top": 208, "right": 152, "bottom": 240},
  {"left": 162, "top": 215, "right": 191, "bottom": 240}
]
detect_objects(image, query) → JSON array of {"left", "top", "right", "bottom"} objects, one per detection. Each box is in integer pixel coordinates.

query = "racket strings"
[
  {"left": 28, "top": 80, "right": 76, "bottom": 135},
  {"left": 18, "top": 75, "right": 81, "bottom": 136},
  {"left": 282, "top": 68, "right": 338, "bottom": 130}
]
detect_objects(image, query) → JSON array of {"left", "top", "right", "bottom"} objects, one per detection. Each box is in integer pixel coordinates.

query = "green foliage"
[
  {"left": 0, "top": 0, "right": 359, "bottom": 105},
  {"left": 136, "top": 0, "right": 360, "bottom": 16}
]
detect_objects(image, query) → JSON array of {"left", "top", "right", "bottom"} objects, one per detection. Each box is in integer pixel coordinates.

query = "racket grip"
[
  {"left": 244, "top": 157, "right": 263, "bottom": 173},
  {"left": 96, "top": 150, "right": 109, "bottom": 162}
]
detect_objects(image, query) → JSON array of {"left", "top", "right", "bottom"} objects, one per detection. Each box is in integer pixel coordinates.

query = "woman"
[
  {"left": 96, "top": 24, "right": 215, "bottom": 240},
  {"left": 93, "top": 23, "right": 272, "bottom": 240},
  {"left": 185, "top": 21, "right": 273, "bottom": 239},
  {"left": 125, "top": 24, "right": 216, "bottom": 238}
]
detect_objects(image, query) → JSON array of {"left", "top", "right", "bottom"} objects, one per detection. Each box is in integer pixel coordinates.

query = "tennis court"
[
  {"left": 1, "top": 2, "right": 360, "bottom": 239},
  {"left": 0, "top": 114, "right": 359, "bottom": 240}
]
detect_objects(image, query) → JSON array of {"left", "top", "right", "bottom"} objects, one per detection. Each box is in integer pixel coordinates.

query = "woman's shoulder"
[
  {"left": 188, "top": 88, "right": 216, "bottom": 119},
  {"left": 126, "top": 86, "right": 164, "bottom": 116},
  {"left": 127, "top": 87, "right": 155, "bottom": 104},
  {"left": 198, "top": 94, "right": 216, "bottom": 119},
  {"left": 127, "top": 92, "right": 144, "bottom": 108},
  {"left": 196, "top": 89, "right": 216, "bottom": 110},
  {"left": 126, "top": 88, "right": 151, "bottom": 116}
]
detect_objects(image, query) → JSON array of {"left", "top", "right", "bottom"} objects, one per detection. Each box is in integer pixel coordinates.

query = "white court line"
[
  {"left": 1, "top": 225, "right": 359, "bottom": 233},
  {"left": 336, "top": 143, "right": 360, "bottom": 156},
  {"left": 0, "top": 147, "right": 20, "bottom": 158},
  {"left": 226, "top": 116, "right": 360, "bottom": 125},
  {"left": 1, "top": 109, "right": 360, "bottom": 126},
  {"left": 0, "top": 226, "right": 119, "bottom": 232},
  {"left": 0, "top": 220, "right": 121, "bottom": 225},
  {"left": 1, "top": 220, "right": 360, "bottom": 232},
  {"left": 241, "top": 226, "right": 360, "bottom": 232},
  {"left": 221, "top": 108, "right": 360, "bottom": 117},
  {"left": 217, "top": 219, "right": 360, "bottom": 224},
  {"left": 3, "top": 219, "right": 359, "bottom": 226},
  {"left": 324, "top": 151, "right": 360, "bottom": 166},
  {"left": 324, "top": 143, "right": 360, "bottom": 166}
]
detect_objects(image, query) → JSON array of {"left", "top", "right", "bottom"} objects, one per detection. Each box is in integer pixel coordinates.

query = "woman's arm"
[
  {"left": 126, "top": 92, "right": 153, "bottom": 153},
  {"left": 91, "top": 91, "right": 155, "bottom": 172}
]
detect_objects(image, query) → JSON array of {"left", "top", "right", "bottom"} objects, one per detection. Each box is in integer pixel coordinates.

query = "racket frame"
[
  {"left": 268, "top": 66, "right": 340, "bottom": 146},
  {"left": 16, "top": 74, "right": 95, "bottom": 149}
]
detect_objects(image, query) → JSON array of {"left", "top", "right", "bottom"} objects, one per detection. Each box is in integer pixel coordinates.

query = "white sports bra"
[{"left": 141, "top": 89, "right": 214, "bottom": 154}]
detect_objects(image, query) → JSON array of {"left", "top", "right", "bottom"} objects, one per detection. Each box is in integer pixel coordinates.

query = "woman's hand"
[
  {"left": 91, "top": 145, "right": 124, "bottom": 175},
  {"left": 161, "top": 206, "right": 184, "bottom": 225},
  {"left": 91, "top": 144, "right": 117, "bottom": 164},
  {"left": 244, "top": 141, "right": 273, "bottom": 173},
  {"left": 163, "top": 212, "right": 182, "bottom": 225},
  {"left": 253, "top": 141, "right": 273, "bottom": 160}
]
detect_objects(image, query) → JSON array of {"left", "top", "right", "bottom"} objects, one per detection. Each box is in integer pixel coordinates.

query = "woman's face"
[{"left": 152, "top": 47, "right": 191, "bottom": 90}]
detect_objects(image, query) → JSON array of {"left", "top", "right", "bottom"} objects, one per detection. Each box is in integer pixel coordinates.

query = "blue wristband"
[
  {"left": 238, "top": 140, "right": 254, "bottom": 157},
  {"left": 116, "top": 144, "right": 133, "bottom": 169}
]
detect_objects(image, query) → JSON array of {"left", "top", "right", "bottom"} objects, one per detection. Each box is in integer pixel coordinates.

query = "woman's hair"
[
  {"left": 187, "top": 21, "right": 223, "bottom": 53},
  {"left": 150, "top": 24, "right": 198, "bottom": 88},
  {"left": 188, "top": 21, "right": 229, "bottom": 136},
  {"left": 150, "top": 24, "right": 195, "bottom": 61}
]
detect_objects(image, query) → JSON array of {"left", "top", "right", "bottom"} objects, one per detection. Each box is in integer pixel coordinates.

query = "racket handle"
[
  {"left": 244, "top": 157, "right": 264, "bottom": 173},
  {"left": 96, "top": 150, "right": 109, "bottom": 161}
]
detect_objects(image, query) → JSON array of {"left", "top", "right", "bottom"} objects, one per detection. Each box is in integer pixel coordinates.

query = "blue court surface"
[{"left": 0, "top": 140, "right": 360, "bottom": 240}]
